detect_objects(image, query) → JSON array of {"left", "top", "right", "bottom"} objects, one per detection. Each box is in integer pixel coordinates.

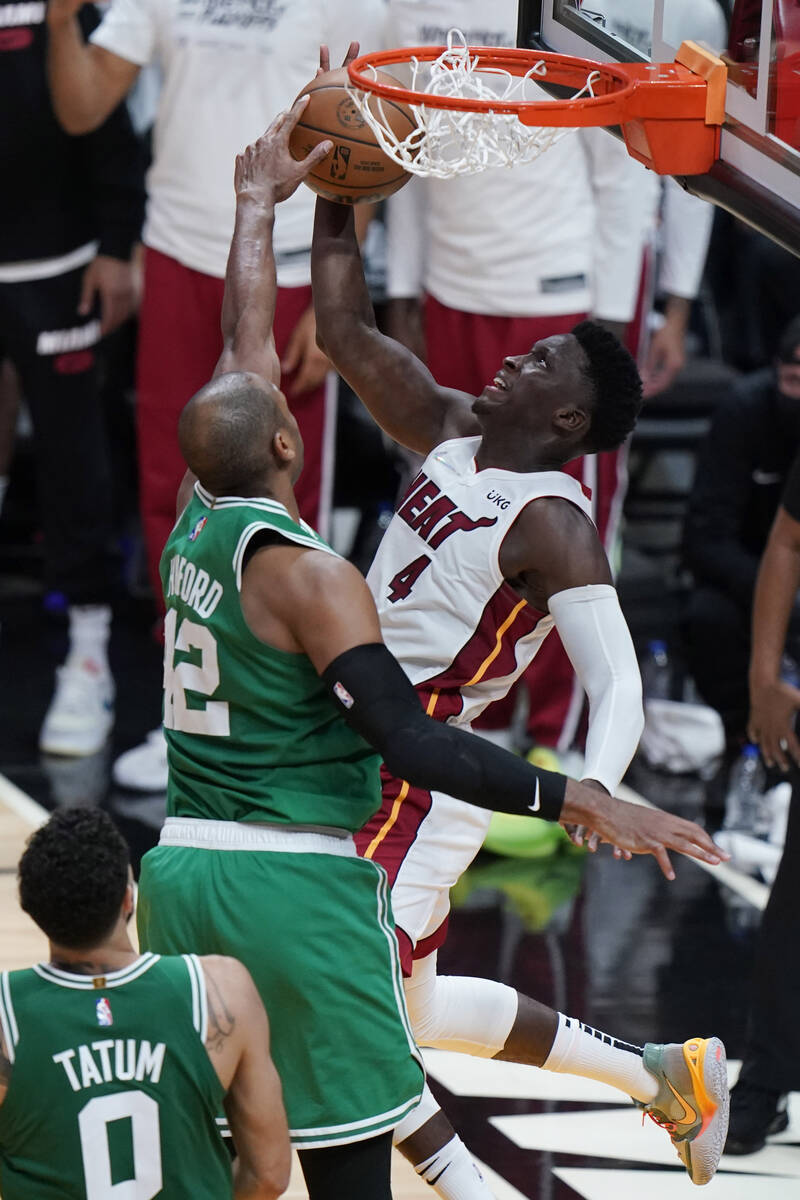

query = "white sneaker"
[
  {"left": 39, "top": 658, "right": 115, "bottom": 757},
  {"left": 112, "top": 727, "right": 168, "bottom": 792}
]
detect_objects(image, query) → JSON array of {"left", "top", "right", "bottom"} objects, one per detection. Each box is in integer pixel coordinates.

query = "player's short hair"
[
  {"left": 777, "top": 315, "right": 800, "bottom": 364},
  {"left": 179, "top": 373, "right": 282, "bottom": 496},
  {"left": 18, "top": 807, "right": 130, "bottom": 949},
  {"left": 571, "top": 320, "right": 643, "bottom": 452}
]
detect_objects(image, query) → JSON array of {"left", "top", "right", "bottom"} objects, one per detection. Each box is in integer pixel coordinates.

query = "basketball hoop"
[{"left": 347, "top": 31, "right": 727, "bottom": 179}]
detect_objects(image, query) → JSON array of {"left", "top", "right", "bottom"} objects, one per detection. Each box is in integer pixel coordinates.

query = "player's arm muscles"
[
  {"left": 201, "top": 957, "right": 291, "bottom": 1200},
  {"left": 47, "top": 3, "right": 139, "bottom": 134},
  {"left": 501, "top": 499, "right": 644, "bottom": 794},
  {"left": 311, "top": 197, "right": 478, "bottom": 455},
  {"left": 244, "top": 544, "right": 725, "bottom": 874}
]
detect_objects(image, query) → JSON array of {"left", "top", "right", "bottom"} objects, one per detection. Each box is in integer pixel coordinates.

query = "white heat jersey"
[{"left": 368, "top": 436, "right": 594, "bottom": 726}]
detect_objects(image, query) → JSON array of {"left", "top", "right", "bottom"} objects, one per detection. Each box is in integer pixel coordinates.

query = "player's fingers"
[
  {"left": 673, "top": 833, "right": 728, "bottom": 866},
  {"left": 283, "top": 95, "right": 310, "bottom": 133},
  {"left": 318, "top": 44, "right": 330, "bottom": 74},
  {"left": 341, "top": 40, "right": 360, "bottom": 68},
  {"left": 587, "top": 832, "right": 599, "bottom": 853},
  {"left": 303, "top": 139, "right": 333, "bottom": 171},
  {"left": 652, "top": 844, "right": 675, "bottom": 881},
  {"left": 761, "top": 730, "right": 785, "bottom": 771}
]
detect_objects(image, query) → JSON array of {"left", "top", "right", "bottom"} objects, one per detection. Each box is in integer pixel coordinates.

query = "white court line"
[
  {"left": 0, "top": 771, "right": 49, "bottom": 829},
  {"left": 616, "top": 781, "right": 770, "bottom": 911}
]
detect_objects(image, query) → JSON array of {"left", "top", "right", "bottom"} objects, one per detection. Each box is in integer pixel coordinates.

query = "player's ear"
[
  {"left": 122, "top": 870, "right": 136, "bottom": 922},
  {"left": 273, "top": 428, "right": 296, "bottom": 464},
  {"left": 553, "top": 405, "right": 589, "bottom": 435}
]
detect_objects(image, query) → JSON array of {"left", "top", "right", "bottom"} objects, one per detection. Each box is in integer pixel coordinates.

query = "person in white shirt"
[{"left": 45, "top": 0, "right": 384, "bottom": 787}]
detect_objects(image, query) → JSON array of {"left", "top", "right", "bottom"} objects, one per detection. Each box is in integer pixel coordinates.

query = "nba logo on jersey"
[
  {"left": 96, "top": 997, "right": 113, "bottom": 1026},
  {"left": 188, "top": 516, "right": 207, "bottom": 542},
  {"left": 333, "top": 681, "right": 354, "bottom": 709}
]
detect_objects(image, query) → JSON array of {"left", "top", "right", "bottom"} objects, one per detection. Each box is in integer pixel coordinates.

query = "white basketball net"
[{"left": 347, "top": 30, "right": 601, "bottom": 179}]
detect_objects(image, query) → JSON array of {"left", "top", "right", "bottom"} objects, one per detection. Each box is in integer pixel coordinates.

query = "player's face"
[{"left": 473, "top": 333, "right": 590, "bottom": 430}]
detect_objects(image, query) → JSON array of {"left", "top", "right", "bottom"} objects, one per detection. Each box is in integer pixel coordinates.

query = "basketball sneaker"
[
  {"left": 637, "top": 1037, "right": 729, "bottom": 1185},
  {"left": 39, "top": 658, "right": 114, "bottom": 757},
  {"left": 112, "top": 727, "right": 168, "bottom": 792}
]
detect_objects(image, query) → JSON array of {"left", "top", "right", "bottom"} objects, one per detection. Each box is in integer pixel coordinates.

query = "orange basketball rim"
[{"left": 348, "top": 40, "right": 728, "bottom": 177}]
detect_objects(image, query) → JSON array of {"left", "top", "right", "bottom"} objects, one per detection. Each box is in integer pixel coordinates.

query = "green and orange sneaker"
[{"left": 637, "top": 1037, "right": 729, "bottom": 1185}]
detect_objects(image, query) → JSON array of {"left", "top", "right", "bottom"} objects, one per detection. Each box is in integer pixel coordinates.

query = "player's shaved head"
[{"left": 179, "top": 372, "right": 286, "bottom": 495}]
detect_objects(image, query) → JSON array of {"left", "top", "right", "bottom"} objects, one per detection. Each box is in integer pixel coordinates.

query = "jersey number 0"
[{"left": 79, "top": 1091, "right": 162, "bottom": 1199}]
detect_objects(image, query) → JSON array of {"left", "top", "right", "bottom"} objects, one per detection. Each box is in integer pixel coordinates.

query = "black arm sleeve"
[{"left": 322, "top": 643, "right": 566, "bottom": 822}]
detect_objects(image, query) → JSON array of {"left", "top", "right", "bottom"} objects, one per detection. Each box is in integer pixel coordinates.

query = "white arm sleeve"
[{"left": 548, "top": 583, "right": 644, "bottom": 794}]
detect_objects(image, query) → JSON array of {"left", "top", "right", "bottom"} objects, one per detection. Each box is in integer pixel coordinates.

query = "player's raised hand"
[
  {"left": 234, "top": 100, "right": 332, "bottom": 206},
  {"left": 561, "top": 781, "right": 729, "bottom": 881},
  {"left": 317, "top": 41, "right": 360, "bottom": 77}
]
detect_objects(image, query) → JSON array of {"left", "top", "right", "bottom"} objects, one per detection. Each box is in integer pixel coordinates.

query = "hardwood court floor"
[{"left": 0, "top": 788, "right": 429, "bottom": 1199}]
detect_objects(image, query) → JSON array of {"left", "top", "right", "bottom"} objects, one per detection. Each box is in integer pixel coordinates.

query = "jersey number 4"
[
  {"left": 163, "top": 610, "right": 230, "bottom": 736},
  {"left": 387, "top": 554, "right": 431, "bottom": 603}
]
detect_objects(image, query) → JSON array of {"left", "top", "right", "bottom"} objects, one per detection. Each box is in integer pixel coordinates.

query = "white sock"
[
  {"left": 415, "top": 1136, "right": 496, "bottom": 1200},
  {"left": 67, "top": 604, "right": 112, "bottom": 671},
  {"left": 543, "top": 1013, "right": 659, "bottom": 1104},
  {"left": 0, "top": 475, "right": 8, "bottom": 516}
]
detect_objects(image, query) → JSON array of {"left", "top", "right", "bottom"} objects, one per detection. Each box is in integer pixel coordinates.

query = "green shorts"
[{"left": 137, "top": 822, "right": 424, "bottom": 1149}]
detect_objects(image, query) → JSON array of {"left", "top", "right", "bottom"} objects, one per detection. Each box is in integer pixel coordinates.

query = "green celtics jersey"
[
  {"left": 0, "top": 953, "right": 230, "bottom": 1200},
  {"left": 159, "top": 485, "right": 381, "bottom": 832}
]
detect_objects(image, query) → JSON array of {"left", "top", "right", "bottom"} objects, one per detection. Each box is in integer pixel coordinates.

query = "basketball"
[{"left": 289, "top": 67, "right": 416, "bottom": 205}]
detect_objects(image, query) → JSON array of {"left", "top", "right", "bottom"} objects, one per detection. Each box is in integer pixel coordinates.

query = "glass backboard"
[{"left": 517, "top": 1, "right": 800, "bottom": 254}]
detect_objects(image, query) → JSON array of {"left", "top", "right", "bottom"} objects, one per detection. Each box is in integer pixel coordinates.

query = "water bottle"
[
  {"left": 640, "top": 639, "right": 671, "bottom": 700},
  {"left": 723, "top": 743, "right": 765, "bottom": 833}
]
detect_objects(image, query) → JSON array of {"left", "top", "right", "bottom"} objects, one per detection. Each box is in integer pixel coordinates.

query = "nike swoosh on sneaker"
[
  {"left": 528, "top": 778, "right": 541, "bottom": 813},
  {"left": 665, "top": 1076, "right": 698, "bottom": 1126}
]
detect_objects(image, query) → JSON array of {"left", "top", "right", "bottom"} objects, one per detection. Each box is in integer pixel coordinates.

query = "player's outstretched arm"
[
  {"left": 501, "top": 499, "right": 644, "bottom": 797},
  {"left": 47, "top": 0, "right": 140, "bottom": 134},
  {"left": 214, "top": 101, "right": 333, "bottom": 385},
  {"left": 241, "top": 546, "right": 728, "bottom": 881},
  {"left": 311, "top": 197, "right": 478, "bottom": 455},
  {"left": 201, "top": 957, "right": 291, "bottom": 1200}
]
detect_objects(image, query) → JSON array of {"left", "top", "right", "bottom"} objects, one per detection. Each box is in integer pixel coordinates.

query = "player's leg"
[
  {"left": 297, "top": 1133, "right": 393, "bottom": 1200},
  {"left": 4, "top": 269, "right": 115, "bottom": 755},
  {"left": 393, "top": 1082, "right": 496, "bottom": 1200},
  {"left": 404, "top": 954, "right": 729, "bottom": 1187}
]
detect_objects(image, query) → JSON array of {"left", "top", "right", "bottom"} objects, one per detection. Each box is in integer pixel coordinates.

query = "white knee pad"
[{"left": 403, "top": 953, "right": 518, "bottom": 1058}]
